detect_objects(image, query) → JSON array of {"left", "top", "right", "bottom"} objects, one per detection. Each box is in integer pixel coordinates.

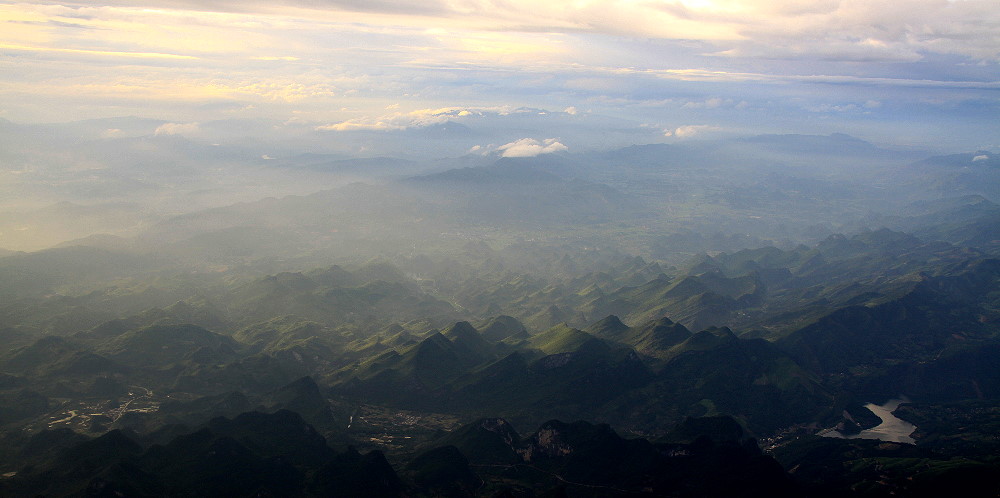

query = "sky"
[{"left": 1, "top": 0, "right": 999, "bottom": 154}]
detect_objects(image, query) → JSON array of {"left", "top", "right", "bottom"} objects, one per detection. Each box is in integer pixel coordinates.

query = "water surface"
[{"left": 821, "top": 398, "right": 916, "bottom": 444}]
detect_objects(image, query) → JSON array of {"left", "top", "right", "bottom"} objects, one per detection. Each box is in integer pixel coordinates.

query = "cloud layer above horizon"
[{"left": 1, "top": 0, "right": 998, "bottom": 152}]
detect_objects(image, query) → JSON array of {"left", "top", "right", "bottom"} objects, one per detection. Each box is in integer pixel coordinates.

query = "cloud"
[
  {"left": 315, "top": 119, "right": 405, "bottom": 132},
  {"left": 805, "top": 103, "right": 861, "bottom": 113},
  {"left": 682, "top": 97, "right": 727, "bottom": 109},
  {"left": 315, "top": 106, "right": 513, "bottom": 132},
  {"left": 0, "top": 42, "right": 199, "bottom": 60},
  {"left": 2, "top": 0, "right": 998, "bottom": 152},
  {"left": 590, "top": 66, "right": 1000, "bottom": 89},
  {"left": 664, "top": 125, "right": 721, "bottom": 138},
  {"left": 680, "top": 0, "right": 1000, "bottom": 63},
  {"left": 27, "top": 0, "right": 1000, "bottom": 64},
  {"left": 281, "top": 1, "right": 1000, "bottom": 62},
  {"left": 497, "top": 138, "right": 568, "bottom": 158},
  {"left": 154, "top": 122, "right": 200, "bottom": 136}
]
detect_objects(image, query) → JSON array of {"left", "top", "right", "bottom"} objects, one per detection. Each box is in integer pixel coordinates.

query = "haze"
[
  {"left": 1, "top": 0, "right": 998, "bottom": 252},
  {"left": 2, "top": 2, "right": 1000, "bottom": 496}
]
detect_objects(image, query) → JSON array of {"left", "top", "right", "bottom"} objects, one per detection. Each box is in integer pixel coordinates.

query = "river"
[{"left": 821, "top": 397, "right": 917, "bottom": 444}]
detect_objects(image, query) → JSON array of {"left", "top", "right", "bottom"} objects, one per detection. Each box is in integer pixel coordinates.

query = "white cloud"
[
  {"left": 664, "top": 125, "right": 721, "bottom": 138},
  {"left": 682, "top": 97, "right": 727, "bottom": 109},
  {"left": 21, "top": 0, "right": 998, "bottom": 70},
  {"left": 154, "top": 122, "right": 200, "bottom": 136},
  {"left": 698, "top": 0, "right": 1000, "bottom": 62},
  {"left": 587, "top": 66, "right": 1000, "bottom": 89},
  {"left": 805, "top": 103, "right": 860, "bottom": 113},
  {"left": 2, "top": 0, "right": 997, "bottom": 152},
  {"left": 315, "top": 120, "right": 405, "bottom": 132},
  {"left": 316, "top": 106, "right": 511, "bottom": 132},
  {"left": 497, "top": 138, "right": 568, "bottom": 157}
]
